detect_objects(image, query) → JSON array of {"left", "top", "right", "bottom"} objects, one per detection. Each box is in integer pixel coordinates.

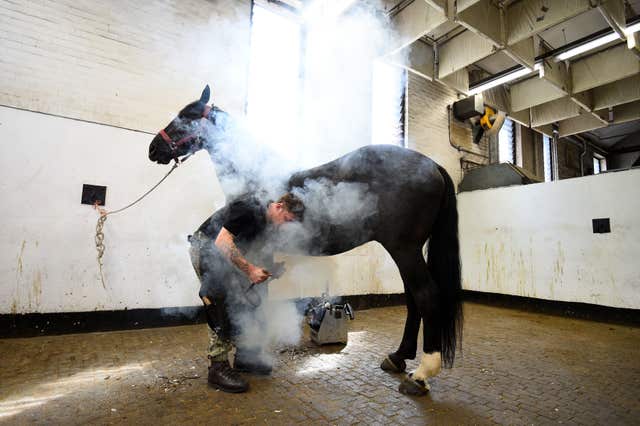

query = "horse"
[{"left": 148, "top": 85, "right": 463, "bottom": 395}]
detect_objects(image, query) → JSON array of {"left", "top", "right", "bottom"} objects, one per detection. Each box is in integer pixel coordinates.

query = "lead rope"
[{"left": 94, "top": 158, "right": 186, "bottom": 289}]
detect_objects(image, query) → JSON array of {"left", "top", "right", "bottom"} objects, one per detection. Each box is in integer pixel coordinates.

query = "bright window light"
[
  {"left": 543, "top": 134, "right": 552, "bottom": 182},
  {"left": 246, "top": 6, "right": 302, "bottom": 162},
  {"left": 371, "top": 61, "right": 405, "bottom": 146},
  {"left": 555, "top": 32, "right": 620, "bottom": 61},
  {"left": 303, "top": 0, "right": 358, "bottom": 22},
  {"left": 593, "top": 153, "right": 607, "bottom": 174},
  {"left": 468, "top": 67, "right": 532, "bottom": 95},
  {"left": 498, "top": 118, "right": 515, "bottom": 164}
]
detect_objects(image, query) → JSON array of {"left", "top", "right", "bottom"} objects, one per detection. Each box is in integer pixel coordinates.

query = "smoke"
[
  {"left": 297, "top": 3, "right": 406, "bottom": 166},
  {"left": 235, "top": 298, "right": 304, "bottom": 365},
  {"left": 164, "top": 3, "right": 407, "bottom": 359}
]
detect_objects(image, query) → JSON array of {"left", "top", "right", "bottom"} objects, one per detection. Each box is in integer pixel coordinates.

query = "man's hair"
[{"left": 278, "top": 192, "right": 305, "bottom": 221}]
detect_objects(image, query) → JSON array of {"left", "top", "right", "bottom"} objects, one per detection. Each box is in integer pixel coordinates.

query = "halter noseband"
[{"left": 158, "top": 105, "right": 212, "bottom": 157}]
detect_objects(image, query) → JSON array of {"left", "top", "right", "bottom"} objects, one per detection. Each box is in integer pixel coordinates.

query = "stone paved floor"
[{"left": 1, "top": 302, "right": 639, "bottom": 425}]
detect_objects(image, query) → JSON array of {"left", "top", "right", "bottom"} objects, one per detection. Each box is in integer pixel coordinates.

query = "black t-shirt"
[{"left": 197, "top": 195, "right": 267, "bottom": 249}]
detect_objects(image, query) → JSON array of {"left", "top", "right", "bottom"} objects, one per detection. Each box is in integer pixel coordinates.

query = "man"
[{"left": 189, "top": 192, "right": 305, "bottom": 393}]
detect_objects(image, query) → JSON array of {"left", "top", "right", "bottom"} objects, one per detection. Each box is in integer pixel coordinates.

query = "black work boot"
[
  {"left": 208, "top": 361, "right": 249, "bottom": 393},
  {"left": 234, "top": 349, "right": 273, "bottom": 375}
]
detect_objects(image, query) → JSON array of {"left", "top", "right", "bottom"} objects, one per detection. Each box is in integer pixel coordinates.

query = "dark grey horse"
[{"left": 148, "top": 86, "right": 463, "bottom": 395}]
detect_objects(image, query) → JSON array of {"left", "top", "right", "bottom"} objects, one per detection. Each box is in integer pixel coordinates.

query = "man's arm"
[{"left": 215, "top": 227, "right": 271, "bottom": 284}]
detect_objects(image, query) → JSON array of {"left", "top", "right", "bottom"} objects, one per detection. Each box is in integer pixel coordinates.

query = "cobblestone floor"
[{"left": 1, "top": 302, "right": 639, "bottom": 425}]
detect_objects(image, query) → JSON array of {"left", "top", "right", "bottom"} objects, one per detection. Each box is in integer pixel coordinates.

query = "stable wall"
[
  {"left": 0, "top": 0, "right": 409, "bottom": 314},
  {"left": 0, "top": 0, "right": 255, "bottom": 314},
  {"left": 0, "top": 0, "right": 252, "bottom": 128},
  {"left": 459, "top": 169, "right": 640, "bottom": 309}
]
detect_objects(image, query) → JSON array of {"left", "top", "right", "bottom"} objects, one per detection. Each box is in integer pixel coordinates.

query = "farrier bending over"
[{"left": 189, "top": 193, "right": 305, "bottom": 393}]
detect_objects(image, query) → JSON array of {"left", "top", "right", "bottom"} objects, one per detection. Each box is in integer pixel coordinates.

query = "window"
[
  {"left": 543, "top": 134, "right": 552, "bottom": 182},
  {"left": 246, "top": 5, "right": 302, "bottom": 162},
  {"left": 498, "top": 118, "right": 515, "bottom": 164},
  {"left": 371, "top": 61, "right": 406, "bottom": 146},
  {"left": 593, "top": 153, "right": 607, "bottom": 174}
]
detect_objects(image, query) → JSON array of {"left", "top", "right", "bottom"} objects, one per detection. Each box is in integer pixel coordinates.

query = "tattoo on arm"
[
  {"left": 227, "top": 244, "right": 251, "bottom": 275},
  {"left": 215, "top": 227, "right": 251, "bottom": 275}
]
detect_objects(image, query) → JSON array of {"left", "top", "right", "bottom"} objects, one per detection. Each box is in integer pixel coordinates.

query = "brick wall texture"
[
  {"left": 0, "top": 0, "right": 251, "bottom": 132},
  {"left": 407, "top": 72, "right": 488, "bottom": 184}
]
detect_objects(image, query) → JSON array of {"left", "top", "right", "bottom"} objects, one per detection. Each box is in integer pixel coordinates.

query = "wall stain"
[
  {"left": 17, "top": 240, "right": 26, "bottom": 276},
  {"left": 32, "top": 270, "right": 43, "bottom": 309},
  {"left": 14, "top": 240, "right": 27, "bottom": 314},
  {"left": 551, "top": 241, "right": 566, "bottom": 298}
]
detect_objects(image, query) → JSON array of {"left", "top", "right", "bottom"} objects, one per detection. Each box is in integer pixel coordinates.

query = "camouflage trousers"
[{"left": 207, "top": 323, "right": 233, "bottom": 362}]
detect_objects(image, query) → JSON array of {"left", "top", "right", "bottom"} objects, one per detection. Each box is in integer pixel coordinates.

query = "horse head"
[{"left": 148, "top": 85, "right": 217, "bottom": 164}]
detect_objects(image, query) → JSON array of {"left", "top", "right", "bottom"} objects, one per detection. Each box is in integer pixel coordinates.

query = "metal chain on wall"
[{"left": 94, "top": 162, "right": 180, "bottom": 289}]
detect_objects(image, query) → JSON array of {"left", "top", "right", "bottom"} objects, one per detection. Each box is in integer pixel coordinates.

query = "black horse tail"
[{"left": 427, "top": 166, "right": 463, "bottom": 368}]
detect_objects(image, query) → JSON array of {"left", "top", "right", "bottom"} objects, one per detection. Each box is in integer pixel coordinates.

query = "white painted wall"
[
  {"left": 0, "top": 106, "right": 222, "bottom": 313},
  {"left": 0, "top": 105, "right": 403, "bottom": 314},
  {"left": 0, "top": 0, "right": 406, "bottom": 314},
  {"left": 3, "top": 0, "right": 635, "bottom": 315},
  {"left": 459, "top": 169, "right": 640, "bottom": 309}
]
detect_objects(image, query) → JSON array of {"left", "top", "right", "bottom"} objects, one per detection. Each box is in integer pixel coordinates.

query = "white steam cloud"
[{"left": 166, "top": 3, "right": 406, "bottom": 354}]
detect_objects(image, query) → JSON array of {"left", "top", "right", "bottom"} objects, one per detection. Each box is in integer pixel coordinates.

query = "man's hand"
[{"left": 248, "top": 265, "right": 271, "bottom": 284}]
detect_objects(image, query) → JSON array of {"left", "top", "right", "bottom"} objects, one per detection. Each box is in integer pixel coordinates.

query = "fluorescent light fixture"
[
  {"left": 625, "top": 19, "right": 640, "bottom": 48},
  {"left": 628, "top": 34, "right": 636, "bottom": 49},
  {"left": 534, "top": 61, "right": 545, "bottom": 78},
  {"left": 555, "top": 32, "right": 620, "bottom": 61},
  {"left": 626, "top": 21, "right": 640, "bottom": 34},
  {"left": 468, "top": 66, "right": 532, "bottom": 95}
]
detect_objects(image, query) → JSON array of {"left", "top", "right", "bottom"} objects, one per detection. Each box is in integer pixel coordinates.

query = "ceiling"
[{"left": 380, "top": 0, "right": 640, "bottom": 153}]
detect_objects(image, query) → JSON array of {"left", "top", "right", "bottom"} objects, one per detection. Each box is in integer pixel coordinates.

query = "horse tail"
[{"left": 427, "top": 166, "right": 463, "bottom": 368}]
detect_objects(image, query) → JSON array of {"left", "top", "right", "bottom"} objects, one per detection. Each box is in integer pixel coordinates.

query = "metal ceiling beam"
[
  {"left": 531, "top": 97, "right": 582, "bottom": 127},
  {"left": 424, "top": 0, "right": 445, "bottom": 13},
  {"left": 510, "top": 77, "right": 566, "bottom": 111},
  {"left": 558, "top": 112, "right": 607, "bottom": 137},
  {"left": 456, "top": 0, "right": 502, "bottom": 46},
  {"left": 570, "top": 90, "right": 593, "bottom": 111},
  {"left": 592, "top": 75, "right": 640, "bottom": 110},
  {"left": 436, "top": 68, "right": 469, "bottom": 93},
  {"left": 505, "top": 37, "right": 536, "bottom": 69},
  {"left": 438, "top": 30, "right": 496, "bottom": 78},
  {"left": 571, "top": 44, "right": 640, "bottom": 93},
  {"left": 388, "top": 40, "right": 434, "bottom": 81},
  {"left": 606, "top": 100, "right": 640, "bottom": 124},
  {"left": 509, "top": 109, "right": 530, "bottom": 127},
  {"left": 457, "top": 0, "right": 482, "bottom": 13},
  {"left": 539, "top": 58, "right": 571, "bottom": 94},
  {"left": 506, "top": 0, "right": 595, "bottom": 45},
  {"left": 597, "top": 0, "right": 627, "bottom": 39},
  {"left": 533, "top": 124, "right": 554, "bottom": 137},
  {"left": 482, "top": 85, "right": 510, "bottom": 112},
  {"left": 390, "top": 0, "right": 447, "bottom": 54}
]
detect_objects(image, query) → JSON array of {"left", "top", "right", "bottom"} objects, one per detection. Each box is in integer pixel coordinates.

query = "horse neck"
[
  {"left": 200, "top": 111, "right": 258, "bottom": 198},
  {"left": 202, "top": 109, "right": 292, "bottom": 200}
]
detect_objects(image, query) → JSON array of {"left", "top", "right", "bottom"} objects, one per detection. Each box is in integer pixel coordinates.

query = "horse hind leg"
[
  {"left": 380, "top": 282, "right": 420, "bottom": 373},
  {"left": 392, "top": 248, "right": 443, "bottom": 396}
]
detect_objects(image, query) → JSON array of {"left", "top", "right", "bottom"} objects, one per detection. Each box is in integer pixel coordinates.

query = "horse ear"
[{"left": 200, "top": 85, "right": 211, "bottom": 104}]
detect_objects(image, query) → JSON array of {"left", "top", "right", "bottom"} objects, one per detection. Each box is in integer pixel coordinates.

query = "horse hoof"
[
  {"left": 399, "top": 375, "right": 430, "bottom": 396},
  {"left": 380, "top": 355, "right": 406, "bottom": 373}
]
